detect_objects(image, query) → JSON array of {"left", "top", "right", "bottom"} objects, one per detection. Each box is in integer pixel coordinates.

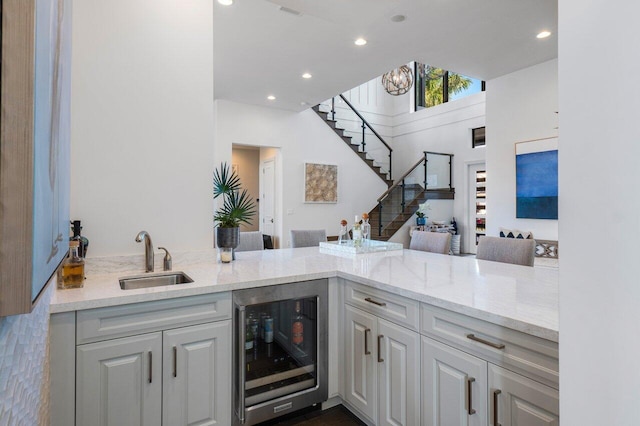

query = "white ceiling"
[{"left": 213, "top": 0, "right": 558, "bottom": 112}]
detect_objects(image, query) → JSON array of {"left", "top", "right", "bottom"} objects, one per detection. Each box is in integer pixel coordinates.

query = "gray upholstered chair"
[
  {"left": 235, "top": 231, "right": 264, "bottom": 252},
  {"left": 290, "top": 229, "right": 327, "bottom": 248},
  {"left": 409, "top": 231, "right": 452, "bottom": 255},
  {"left": 476, "top": 236, "right": 536, "bottom": 266}
]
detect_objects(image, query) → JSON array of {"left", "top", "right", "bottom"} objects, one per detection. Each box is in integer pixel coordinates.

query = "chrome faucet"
[{"left": 135, "top": 231, "right": 154, "bottom": 272}]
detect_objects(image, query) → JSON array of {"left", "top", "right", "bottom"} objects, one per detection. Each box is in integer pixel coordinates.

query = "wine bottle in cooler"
[{"left": 292, "top": 301, "right": 304, "bottom": 348}]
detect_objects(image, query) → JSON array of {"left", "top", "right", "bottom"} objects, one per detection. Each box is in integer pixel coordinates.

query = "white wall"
[
  {"left": 485, "top": 59, "right": 558, "bottom": 240},
  {"left": 391, "top": 93, "right": 486, "bottom": 252},
  {"left": 231, "top": 147, "right": 260, "bottom": 232},
  {"left": 216, "top": 100, "right": 389, "bottom": 247},
  {"left": 559, "top": 1, "right": 640, "bottom": 424},
  {"left": 70, "top": 0, "right": 215, "bottom": 257}
]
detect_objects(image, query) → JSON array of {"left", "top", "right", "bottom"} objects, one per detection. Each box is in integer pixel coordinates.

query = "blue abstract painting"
[{"left": 516, "top": 148, "right": 558, "bottom": 219}]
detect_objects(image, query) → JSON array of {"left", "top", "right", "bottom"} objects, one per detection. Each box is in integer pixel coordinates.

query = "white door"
[
  {"left": 163, "top": 321, "right": 231, "bottom": 426},
  {"left": 344, "top": 304, "right": 378, "bottom": 423},
  {"left": 467, "top": 163, "right": 486, "bottom": 254},
  {"left": 422, "top": 336, "right": 487, "bottom": 426},
  {"left": 488, "top": 364, "right": 559, "bottom": 426},
  {"left": 378, "top": 318, "right": 421, "bottom": 426},
  {"left": 260, "top": 157, "right": 276, "bottom": 242},
  {"left": 76, "top": 332, "right": 162, "bottom": 426}
]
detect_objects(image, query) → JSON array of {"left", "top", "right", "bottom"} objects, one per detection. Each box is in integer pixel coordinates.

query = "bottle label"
[{"left": 292, "top": 321, "right": 303, "bottom": 345}]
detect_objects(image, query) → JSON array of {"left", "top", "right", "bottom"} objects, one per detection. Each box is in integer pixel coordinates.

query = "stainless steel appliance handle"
[{"left": 238, "top": 306, "right": 246, "bottom": 424}]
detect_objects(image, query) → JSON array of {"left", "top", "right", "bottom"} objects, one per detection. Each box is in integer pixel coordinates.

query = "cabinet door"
[
  {"left": 344, "top": 304, "right": 378, "bottom": 423},
  {"left": 378, "top": 318, "right": 421, "bottom": 426},
  {"left": 76, "top": 332, "right": 162, "bottom": 426},
  {"left": 489, "top": 365, "right": 558, "bottom": 426},
  {"left": 422, "top": 336, "right": 487, "bottom": 426},
  {"left": 163, "top": 320, "right": 231, "bottom": 426}
]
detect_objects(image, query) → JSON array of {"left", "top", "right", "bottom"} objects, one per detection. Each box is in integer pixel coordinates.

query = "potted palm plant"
[{"left": 213, "top": 163, "right": 256, "bottom": 253}]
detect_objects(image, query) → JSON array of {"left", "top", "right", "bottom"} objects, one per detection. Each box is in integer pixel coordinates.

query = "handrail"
[
  {"left": 338, "top": 94, "right": 393, "bottom": 153},
  {"left": 377, "top": 156, "right": 425, "bottom": 202},
  {"left": 424, "top": 150, "right": 454, "bottom": 157}
]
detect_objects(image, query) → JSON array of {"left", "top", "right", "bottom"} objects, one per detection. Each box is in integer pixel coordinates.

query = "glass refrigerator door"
[{"left": 243, "top": 297, "right": 319, "bottom": 407}]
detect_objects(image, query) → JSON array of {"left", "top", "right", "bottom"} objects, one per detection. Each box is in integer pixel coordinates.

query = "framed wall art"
[
  {"left": 515, "top": 137, "right": 558, "bottom": 220},
  {"left": 304, "top": 163, "right": 337, "bottom": 203},
  {"left": 0, "top": 0, "right": 72, "bottom": 316}
]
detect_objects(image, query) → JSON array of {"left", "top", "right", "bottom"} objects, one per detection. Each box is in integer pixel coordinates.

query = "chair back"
[
  {"left": 476, "top": 236, "right": 536, "bottom": 266},
  {"left": 235, "top": 231, "right": 264, "bottom": 252},
  {"left": 290, "top": 229, "right": 327, "bottom": 248},
  {"left": 409, "top": 231, "right": 451, "bottom": 255}
]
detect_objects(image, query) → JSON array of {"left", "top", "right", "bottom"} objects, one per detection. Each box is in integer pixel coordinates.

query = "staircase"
[
  {"left": 312, "top": 95, "right": 454, "bottom": 241},
  {"left": 312, "top": 95, "right": 393, "bottom": 187},
  {"left": 369, "top": 152, "right": 455, "bottom": 241}
]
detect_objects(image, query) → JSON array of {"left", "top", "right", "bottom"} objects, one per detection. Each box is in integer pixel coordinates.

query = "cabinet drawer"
[
  {"left": 77, "top": 292, "right": 231, "bottom": 344},
  {"left": 343, "top": 280, "right": 419, "bottom": 331},
  {"left": 421, "top": 303, "right": 558, "bottom": 389}
]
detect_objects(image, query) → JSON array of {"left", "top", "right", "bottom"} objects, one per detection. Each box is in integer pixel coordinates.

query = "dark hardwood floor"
[{"left": 256, "top": 405, "right": 366, "bottom": 426}]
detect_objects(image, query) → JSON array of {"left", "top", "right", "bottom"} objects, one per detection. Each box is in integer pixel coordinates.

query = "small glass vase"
[{"left": 416, "top": 216, "right": 426, "bottom": 226}]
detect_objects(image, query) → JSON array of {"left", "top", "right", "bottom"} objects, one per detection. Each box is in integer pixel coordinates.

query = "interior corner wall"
[
  {"left": 216, "top": 100, "right": 389, "bottom": 247},
  {"left": 70, "top": 0, "right": 215, "bottom": 257},
  {"left": 484, "top": 59, "right": 558, "bottom": 240}
]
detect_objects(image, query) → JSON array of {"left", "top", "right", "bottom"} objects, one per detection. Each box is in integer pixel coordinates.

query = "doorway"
[
  {"left": 260, "top": 157, "right": 276, "bottom": 246},
  {"left": 467, "top": 162, "right": 486, "bottom": 254}
]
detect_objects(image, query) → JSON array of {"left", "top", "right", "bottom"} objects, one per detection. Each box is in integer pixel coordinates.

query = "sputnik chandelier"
[{"left": 381, "top": 65, "right": 413, "bottom": 96}]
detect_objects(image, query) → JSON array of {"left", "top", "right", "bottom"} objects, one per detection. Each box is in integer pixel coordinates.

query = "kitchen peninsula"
[{"left": 50, "top": 248, "right": 559, "bottom": 426}]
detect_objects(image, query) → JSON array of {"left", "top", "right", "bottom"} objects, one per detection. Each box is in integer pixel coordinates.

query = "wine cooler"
[{"left": 233, "top": 279, "right": 328, "bottom": 425}]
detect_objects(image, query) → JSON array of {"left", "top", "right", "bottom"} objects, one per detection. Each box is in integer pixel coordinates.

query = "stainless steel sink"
[{"left": 119, "top": 271, "right": 194, "bottom": 290}]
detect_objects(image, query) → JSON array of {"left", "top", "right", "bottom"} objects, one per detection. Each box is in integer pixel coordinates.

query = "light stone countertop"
[{"left": 50, "top": 247, "right": 559, "bottom": 342}]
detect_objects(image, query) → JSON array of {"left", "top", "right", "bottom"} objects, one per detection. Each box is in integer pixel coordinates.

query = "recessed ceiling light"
[
  {"left": 537, "top": 30, "right": 551, "bottom": 39},
  {"left": 302, "top": 73, "right": 312, "bottom": 79},
  {"left": 217, "top": 0, "right": 233, "bottom": 5},
  {"left": 354, "top": 38, "right": 367, "bottom": 46},
  {"left": 267, "top": 95, "right": 276, "bottom": 101}
]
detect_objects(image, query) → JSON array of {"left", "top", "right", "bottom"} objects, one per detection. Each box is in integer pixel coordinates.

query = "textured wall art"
[
  {"left": 515, "top": 137, "right": 558, "bottom": 219},
  {"left": 304, "top": 163, "right": 338, "bottom": 203}
]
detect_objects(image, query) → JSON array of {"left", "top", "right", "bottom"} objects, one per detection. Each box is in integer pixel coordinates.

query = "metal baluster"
[
  {"left": 378, "top": 203, "right": 383, "bottom": 237},
  {"left": 331, "top": 97, "right": 335, "bottom": 121},
  {"left": 361, "top": 121, "right": 366, "bottom": 153},
  {"left": 449, "top": 154, "right": 453, "bottom": 191},
  {"left": 401, "top": 179, "right": 406, "bottom": 212},
  {"left": 423, "top": 152, "right": 428, "bottom": 190},
  {"left": 389, "top": 151, "right": 392, "bottom": 181}
]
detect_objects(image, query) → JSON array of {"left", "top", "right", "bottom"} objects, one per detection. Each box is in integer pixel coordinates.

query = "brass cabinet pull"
[
  {"left": 364, "top": 297, "right": 386, "bottom": 307},
  {"left": 466, "top": 334, "right": 505, "bottom": 350},
  {"left": 148, "top": 352, "right": 153, "bottom": 384},
  {"left": 364, "top": 328, "right": 371, "bottom": 355},
  {"left": 493, "top": 389, "right": 502, "bottom": 426},
  {"left": 173, "top": 346, "right": 177, "bottom": 378},
  {"left": 467, "top": 377, "right": 476, "bottom": 415},
  {"left": 377, "top": 335, "right": 384, "bottom": 363}
]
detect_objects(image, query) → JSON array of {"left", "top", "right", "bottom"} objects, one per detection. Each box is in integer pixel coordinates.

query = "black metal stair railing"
[
  {"left": 313, "top": 95, "right": 393, "bottom": 184},
  {"left": 372, "top": 151, "right": 454, "bottom": 239}
]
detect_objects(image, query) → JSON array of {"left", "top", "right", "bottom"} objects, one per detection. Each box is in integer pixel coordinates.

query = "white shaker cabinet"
[
  {"left": 162, "top": 321, "right": 231, "bottom": 426},
  {"left": 488, "top": 365, "right": 559, "bottom": 426},
  {"left": 343, "top": 281, "right": 421, "bottom": 426},
  {"left": 76, "top": 333, "right": 163, "bottom": 426},
  {"left": 422, "top": 336, "right": 487, "bottom": 426}
]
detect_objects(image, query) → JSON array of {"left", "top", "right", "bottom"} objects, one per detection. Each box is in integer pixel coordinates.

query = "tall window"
[{"left": 415, "top": 63, "right": 484, "bottom": 111}]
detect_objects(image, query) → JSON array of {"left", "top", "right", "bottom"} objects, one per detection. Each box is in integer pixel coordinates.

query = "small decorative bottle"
[
  {"left": 352, "top": 215, "right": 363, "bottom": 247},
  {"left": 57, "top": 241, "right": 85, "bottom": 289},
  {"left": 361, "top": 213, "right": 371, "bottom": 243},
  {"left": 338, "top": 219, "right": 350, "bottom": 244}
]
